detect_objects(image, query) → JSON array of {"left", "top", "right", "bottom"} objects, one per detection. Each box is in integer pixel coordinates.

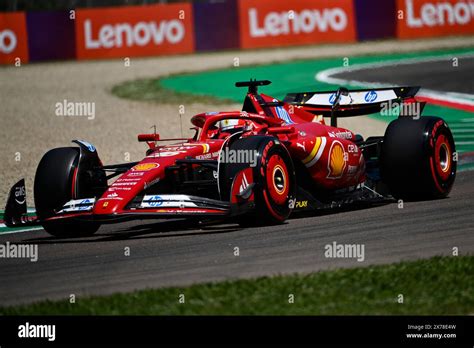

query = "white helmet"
[{"left": 217, "top": 119, "right": 246, "bottom": 132}]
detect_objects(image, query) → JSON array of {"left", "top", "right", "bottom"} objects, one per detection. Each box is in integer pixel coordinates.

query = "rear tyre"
[
  {"left": 380, "top": 116, "right": 456, "bottom": 200},
  {"left": 34, "top": 147, "right": 100, "bottom": 237},
  {"left": 220, "top": 136, "right": 296, "bottom": 226}
]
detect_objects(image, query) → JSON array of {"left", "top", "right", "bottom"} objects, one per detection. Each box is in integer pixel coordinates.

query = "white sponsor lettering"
[
  {"left": 0, "top": 29, "right": 17, "bottom": 54},
  {"left": 249, "top": 7, "right": 347, "bottom": 38},
  {"left": 84, "top": 19, "right": 184, "bottom": 49},
  {"left": 406, "top": 0, "right": 474, "bottom": 28},
  {"left": 112, "top": 182, "right": 137, "bottom": 186}
]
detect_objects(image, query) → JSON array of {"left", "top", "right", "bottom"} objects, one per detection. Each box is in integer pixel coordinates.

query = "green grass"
[
  {"left": 1, "top": 256, "right": 473, "bottom": 315},
  {"left": 111, "top": 78, "right": 235, "bottom": 105}
]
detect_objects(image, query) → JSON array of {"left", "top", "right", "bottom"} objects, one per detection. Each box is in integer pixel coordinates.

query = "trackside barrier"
[
  {"left": 396, "top": 0, "right": 474, "bottom": 39},
  {"left": 75, "top": 3, "right": 194, "bottom": 60},
  {"left": 237, "top": 0, "right": 357, "bottom": 49},
  {"left": 0, "top": 12, "right": 28, "bottom": 64},
  {"left": 27, "top": 11, "right": 76, "bottom": 62},
  {"left": 0, "top": 0, "right": 472, "bottom": 65},
  {"left": 193, "top": 0, "right": 239, "bottom": 51},
  {"left": 354, "top": 0, "right": 397, "bottom": 40}
]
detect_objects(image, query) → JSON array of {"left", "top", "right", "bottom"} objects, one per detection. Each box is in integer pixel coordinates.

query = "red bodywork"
[{"left": 46, "top": 89, "right": 367, "bottom": 223}]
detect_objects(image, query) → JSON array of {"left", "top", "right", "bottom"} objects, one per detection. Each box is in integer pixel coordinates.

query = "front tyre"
[
  {"left": 220, "top": 136, "right": 296, "bottom": 226},
  {"left": 34, "top": 147, "right": 100, "bottom": 237},
  {"left": 380, "top": 116, "right": 456, "bottom": 200}
]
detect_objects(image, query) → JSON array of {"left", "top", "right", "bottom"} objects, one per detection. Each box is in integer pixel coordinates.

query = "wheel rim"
[
  {"left": 439, "top": 143, "right": 449, "bottom": 172},
  {"left": 266, "top": 155, "right": 289, "bottom": 205},
  {"left": 273, "top": 165, "right": 286, "bottom": 194},
  {"left": 434, "top": 134, "right": 452, "bottom": 181}
]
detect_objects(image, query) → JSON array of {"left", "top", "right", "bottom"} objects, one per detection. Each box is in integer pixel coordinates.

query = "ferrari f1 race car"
[{"left": 5, "top": 80, "right": 456, "bottom": 237}]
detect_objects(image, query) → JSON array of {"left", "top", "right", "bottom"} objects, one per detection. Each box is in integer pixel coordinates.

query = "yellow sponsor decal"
[
  {"left": 302, "top": 137, "right": 322, "bottom": 164},
  {"left": 327, "top": 141, "right": 346, "bottom": 179},
  {"left": 132, "top": 163, "right": 159, "bottom": 171},
  {"left": 200, "top": 143, "right": 210, "bottom": 154},
  {"left": 296, "top": 200, "right": 308, "bottom": 208},
  {"left": 303, "top": 137, "right": 327, "bottom": 168}
]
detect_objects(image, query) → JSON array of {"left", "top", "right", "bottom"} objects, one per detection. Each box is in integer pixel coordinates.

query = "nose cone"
[
  {"left": 93, "top": 196, "right": 124, "bottom": 215},
  {"left": 93, "top": 163, "right": 162, "bottom": 215}
]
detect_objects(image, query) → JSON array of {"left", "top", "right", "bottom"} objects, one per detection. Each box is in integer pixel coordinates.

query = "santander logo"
[
  {"left": 0, "top": 29, "right": 17, "bottom": 54},
  {"left": 405, "top": 0, "right": 474, "bottom": 28},
  {"left": 83, "top": 19, "right": 185, "bottom": 49},
  {"left": 248, "top": 7, "right": 348, "bottom": 37}
]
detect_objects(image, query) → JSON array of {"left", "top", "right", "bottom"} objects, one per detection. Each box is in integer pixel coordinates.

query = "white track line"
[{"left": 0, "top": 227, "right": 44, "bottom": 235}]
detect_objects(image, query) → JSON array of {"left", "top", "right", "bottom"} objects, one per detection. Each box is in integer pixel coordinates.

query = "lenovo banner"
[
  {"left": 0, "top": 12, "right": 28, "bottom": 64},
  {"left": 397, "top": 0, "right": 474, "bottom": 38},
  {"left": 75, "top": 3, "right": 194, "bottom": 60},
  {"left": 238, "top": 0, "right": 356, "bottom": 49}
]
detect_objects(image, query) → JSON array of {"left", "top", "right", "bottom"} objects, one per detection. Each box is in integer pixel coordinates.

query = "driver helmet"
[{"left": 217, "top": 119, "right": 247, "bottom": 133}]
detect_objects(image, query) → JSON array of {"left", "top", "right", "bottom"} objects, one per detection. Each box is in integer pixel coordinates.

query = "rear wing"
[{"left": 283, "top": 86, "right": 423, "bottom": 126}]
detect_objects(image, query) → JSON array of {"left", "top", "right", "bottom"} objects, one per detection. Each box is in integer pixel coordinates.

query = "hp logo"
[
  {"left": 148, "top": 195, "right": 163, "bottom": 207},
  {"left": 364, "top": 91, "right": 378, "bottom": 103}
]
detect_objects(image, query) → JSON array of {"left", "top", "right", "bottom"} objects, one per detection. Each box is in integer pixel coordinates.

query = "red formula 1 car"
[{"left": 5, "top": 80, "right": 456, "bottom": 237}]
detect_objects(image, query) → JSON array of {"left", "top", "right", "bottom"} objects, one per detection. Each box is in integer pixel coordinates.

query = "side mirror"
[{"left": 138, "top": 133, "right": 160, "bottom": 142}]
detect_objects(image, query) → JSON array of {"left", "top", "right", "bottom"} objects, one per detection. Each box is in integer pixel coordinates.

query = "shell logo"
[
  {"left": 327, "top": 141, "right": 346, "bottom": 179},
  {"left": 132, "top": 163, "right": 159, "bottom": 171}
]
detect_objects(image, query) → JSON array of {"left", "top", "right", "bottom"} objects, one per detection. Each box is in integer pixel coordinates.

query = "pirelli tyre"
[
  {"left": 220, "top": 136, "right": 296, "bottom": 226},
  {"left": 380, "top": 116, "right": 456, "bottom": 200},
  {"left": 34, "top": 147, "right": 100, "bottom": 237}
]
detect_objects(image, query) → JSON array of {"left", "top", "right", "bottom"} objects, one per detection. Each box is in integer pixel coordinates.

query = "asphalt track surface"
[
  {"left": 331, "top": 56, "right": 474, "bottom": 94},
  {"left": 1, "top": 170, "right": 473, "bottom": 306}
]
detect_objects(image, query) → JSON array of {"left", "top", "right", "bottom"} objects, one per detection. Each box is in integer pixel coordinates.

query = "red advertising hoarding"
[
  {"left": 0, "top": 12, "right": 29, "bottom": 64},
  {"left": 75, "top": 3, "right": 194, "bottom": 60},
  {"left": 238, "top": 0, "right": 356, "bottom": 49},
  {"left": 397, "top": 0, "right": 474, "bottom": 38}
]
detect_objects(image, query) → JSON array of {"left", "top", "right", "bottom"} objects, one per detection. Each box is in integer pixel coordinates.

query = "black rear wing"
[{"left": 283, "top": 86, "right": 423, "bottom": 126}]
